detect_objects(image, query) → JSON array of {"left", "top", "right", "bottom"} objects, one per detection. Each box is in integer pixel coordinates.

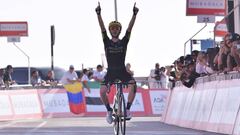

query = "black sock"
[
  {"left": 105, "top": 104, "right": 112, "bottom": 111},
  {"left": 126, "top": 102, "right": 132, "bottom": 110}
]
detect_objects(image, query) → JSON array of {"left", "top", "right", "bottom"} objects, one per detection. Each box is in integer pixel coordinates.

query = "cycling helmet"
[{"left": 108, "top": 21, "right": 122, "bottom": 30}]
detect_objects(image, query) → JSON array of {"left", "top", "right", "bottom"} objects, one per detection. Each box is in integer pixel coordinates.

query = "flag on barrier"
[
  {"left": 64, "top": 82, "right": 85, "bottom": 114},
  {"left": 84, "top": 82, "right": 115, "bottom": 112}
]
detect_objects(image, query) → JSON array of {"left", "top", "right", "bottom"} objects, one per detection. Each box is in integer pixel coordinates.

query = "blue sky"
[{"left": 0, "top": 0, "right": 222, "bottom": 76}]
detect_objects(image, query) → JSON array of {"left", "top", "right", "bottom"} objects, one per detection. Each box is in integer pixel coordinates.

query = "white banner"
[
  {"left": 187, "top": 0, "right": 226, "bottom": 16},
  {"left": 149, "top": 91, "right": 168, "bottom": 115},
  {"left": 197, "top": 15, "right": 215, "bottom": 23},
  {"left": 40, "top": 93, "right": 70, "bottom": 113},
  {"left": 124, "top": 93, "right": 144, "bottom": 112},
  {"left": 188, "top": 0, "right": 225, "bottom": 9},
  {"left": 0, "top": 95, "right": 12, "bottom": 116},
  {"left": 11, "top": 94, "right": 41, "bottom": 115}
]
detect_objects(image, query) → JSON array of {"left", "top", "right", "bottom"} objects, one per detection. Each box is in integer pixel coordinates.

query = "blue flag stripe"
[{"left": 67, "top": 92, "right": 83, "bottom": 104}]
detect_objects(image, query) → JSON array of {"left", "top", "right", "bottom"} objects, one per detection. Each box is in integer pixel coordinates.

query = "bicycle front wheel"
[
  {"left": 113, "top": 114, "right": 119, "bottom": 135},
  {"left": 118, "top": 93, "right": 126, "bottom": 135}
]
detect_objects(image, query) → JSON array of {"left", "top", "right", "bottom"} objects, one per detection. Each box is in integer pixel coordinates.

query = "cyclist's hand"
[
  {"left": 133, "top": 2, "right": 139, "bottom": 15},
  {"left": 95, "top": 2, "right": 101, "bottom": 15}
]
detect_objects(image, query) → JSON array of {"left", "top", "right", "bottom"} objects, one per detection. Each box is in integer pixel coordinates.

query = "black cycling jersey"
[
  {"left": 101, "top": 30, "right": 134, "bottom": 83},
  {"left": 102, "top": 31, "right": 131, "bottom": 69}
]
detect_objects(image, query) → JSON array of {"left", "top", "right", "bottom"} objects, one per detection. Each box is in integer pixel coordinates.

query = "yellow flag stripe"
[{"left": 64, "top": 82, "right": 83, "bottom": 94}]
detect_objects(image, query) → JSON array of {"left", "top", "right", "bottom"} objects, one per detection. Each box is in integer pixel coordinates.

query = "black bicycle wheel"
[{"left": 119, "top": 93, "right": 126, "bottom": 135}]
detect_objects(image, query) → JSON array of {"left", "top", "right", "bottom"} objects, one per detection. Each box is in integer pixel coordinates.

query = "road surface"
[{"left": 0, "top": 117, "right": 226, "bottom": 135}]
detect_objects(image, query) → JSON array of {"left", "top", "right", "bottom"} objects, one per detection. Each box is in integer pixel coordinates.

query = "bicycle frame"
[{"left": 112, "top": 82, "right": 127, "bottom": 135}]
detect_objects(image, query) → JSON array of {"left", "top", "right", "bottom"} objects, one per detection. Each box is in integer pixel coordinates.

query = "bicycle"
[{"left": 106, "top": 81, "right": 133, "bottom": 135}]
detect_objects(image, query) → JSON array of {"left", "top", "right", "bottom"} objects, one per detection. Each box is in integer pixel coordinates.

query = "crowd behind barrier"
[
  {"left": 150, "top": 33, "right": 240, "bottom": 91},
  {"left": 162, "top": 71, "right": 240, "bottom": 135},
  {"left": 0, "top": 62, "right": 169, "bottom": 90}
]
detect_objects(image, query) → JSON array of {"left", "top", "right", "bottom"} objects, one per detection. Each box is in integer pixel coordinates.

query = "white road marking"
[{"left": 23, "top": 121, "right": 47, "bottom": 135}]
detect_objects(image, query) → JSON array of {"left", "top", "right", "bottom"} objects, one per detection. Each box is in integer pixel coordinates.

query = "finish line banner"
[{"left": 186, "top": 0, "right": 226, "bottom": 16}]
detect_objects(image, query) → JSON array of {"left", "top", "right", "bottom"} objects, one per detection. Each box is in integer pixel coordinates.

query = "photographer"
[
  {"left": 149, "top": 63, "right": 166, "bottom": 88},
  {"left": 153, "top": 63, "right": 161, "bottom": 81}
]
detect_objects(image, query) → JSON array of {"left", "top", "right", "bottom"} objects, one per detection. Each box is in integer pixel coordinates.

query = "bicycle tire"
[
  {"left": 113, "top": 115, "right": 119, "bottom": 135},
  {"left": 113, "top": 95, "right": 119, "bottom": 135},
  {"left": 119, "top": 92, "right": 126, "bottom": 135}
]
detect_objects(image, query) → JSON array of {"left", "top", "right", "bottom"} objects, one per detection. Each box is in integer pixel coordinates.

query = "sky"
[{"left": 0, "top": 0, "right": 222, "bottom": 77}]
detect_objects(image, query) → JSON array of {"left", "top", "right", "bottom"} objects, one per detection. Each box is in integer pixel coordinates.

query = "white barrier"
[{"left": 164, "top": 78, "right": 240, "bottom": 135}]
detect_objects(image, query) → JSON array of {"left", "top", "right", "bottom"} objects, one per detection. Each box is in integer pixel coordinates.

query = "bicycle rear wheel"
[{"left": 119, "top": 93, "right": 126, "bottom": 135}]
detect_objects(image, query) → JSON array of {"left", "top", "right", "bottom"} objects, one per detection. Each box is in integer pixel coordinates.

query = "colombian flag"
[{"left": 64, "top": 82, "right": 85, "bottom": 114}]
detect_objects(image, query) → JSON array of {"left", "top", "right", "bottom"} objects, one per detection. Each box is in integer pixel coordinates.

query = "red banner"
[
  {"left": 214, "top": 20, "right": 228, "bottom": 37},
  {"left": 0, "top": 22, "right": 28, "bottom": 36},
  {"left": 186, "top": 0, "right": 226, "bottom": 16}
]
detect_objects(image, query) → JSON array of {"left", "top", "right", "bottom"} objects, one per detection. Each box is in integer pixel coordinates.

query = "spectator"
[
  {"left": 196, "top": 51, "right": 214, "bottom": 76},
  {"left": 3, "top": 65, "right": 16, "bottom": 88},
  {"left": 31, "top": 70, "right": 46, "bottom": 87},
  {"left": 81, "top": 68, "right": 91, "bottom": 93},
  {"left": 227, "top": 33, "right": 240, "bottom": 71},
  {"left": 149, "top": 63, "right": 165, "bottom": 88},
  {"left": 207, "top": 47, "right": 219, "bottom": 71},
  {"left": 221, "top": 33, "right": 232, "bottom": 72},
  {"left": 0, "top": 69, "right": 4, "bottom": 87},
  {"left": 126, "top": 63, "right": 134, "bottom": 77},
  {"left": 180, "top": 61, "right": 200, "bottom": 88},
  {"left": 159, "top": 66, "right": 167, "bottom": 88},
  {"left": 87, "top": 68, "right": 94, "bottom": 80},
  {"left": 60, "top": 65, "right": 79, "bottom": 85},
  {"left": 165, "top": 65, "right": 175, "bottom": 89},
  {"left": 166, "top": 57, "right": 184, "bottom": 89},
  {"left": 173, "top": 56, "right": 185, "bottom": 80},
  {"left": 191, "top": 50, "right": 199, "bottom": 63},
  {"left": 45, "top": 70, "right": 58, "bottom": 86},
  {"left": 93, "top": 64, "right": 106, "bottom": 82},
  {"left": 214, "top": 40, "right": 227, "bottom": 72}
]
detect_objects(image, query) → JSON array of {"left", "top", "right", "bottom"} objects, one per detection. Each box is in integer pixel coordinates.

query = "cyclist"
[{"left": 95, "top": 2, "right": 139, "bottom": 124}]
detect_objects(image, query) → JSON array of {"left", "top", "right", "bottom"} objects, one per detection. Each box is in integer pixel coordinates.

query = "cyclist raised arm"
[
  {"left": 95, "top": 2, "right": 139, "bottom": 124},
  {"left": 96, "top": 2, "right": 106, "bottom": 33},
  {"left": 127, "top": 2, "right": 138, "bottom": 32}
]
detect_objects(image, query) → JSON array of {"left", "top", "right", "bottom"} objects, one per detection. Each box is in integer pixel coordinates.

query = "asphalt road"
[{"left": 0, "top": 117, "right": 226, "bottom": 135}]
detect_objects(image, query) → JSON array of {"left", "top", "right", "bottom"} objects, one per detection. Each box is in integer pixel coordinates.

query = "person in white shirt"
[
  {"left": 93, "top": 65, "right": 106, "bottom": 82},
  {"left": 60, "top": 65, "right": 79, "bottom": 85},
  {"left": 81, "top": 68, "right": 91, "bottom": 93}
]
